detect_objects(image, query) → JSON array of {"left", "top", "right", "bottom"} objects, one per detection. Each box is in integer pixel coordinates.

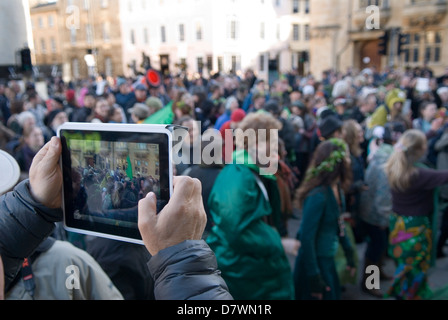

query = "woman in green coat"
[
  {"left": 293, "top": 138, "right": 356, "bottom": 300},
  {"left": 206, "top": 112, "right": 295, "bottom": 300}
]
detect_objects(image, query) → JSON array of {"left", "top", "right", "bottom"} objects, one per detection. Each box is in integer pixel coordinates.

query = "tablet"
[{"left": 58, "top": 123, "right": 174, "bottom": 245}]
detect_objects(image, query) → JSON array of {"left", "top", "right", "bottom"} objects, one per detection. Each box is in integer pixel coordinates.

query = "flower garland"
[{"left": 305, "top": 138, "right": 347, "bottom": 182}]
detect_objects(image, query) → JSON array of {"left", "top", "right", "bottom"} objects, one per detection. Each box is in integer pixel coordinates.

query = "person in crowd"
[
  {"left": 6, "top": 237, "right": 124, "bottom": 300},
  {"left": 384, "top": 129, "right": 448, "bottom": 300},
  {"left": 359, "top": 123, "right": 405, "bottom": 297},
  {"left": 89, "top": 98, "right": 112, "bottom": 123},
  {"left": 214, "top": 96, "right": 239, "bottom": 131},
  {"left": 184, "top": 129, "right": 224, "bottom": 239},
  {"left": 412, "top": 101, "right": 438, "bottom": 134},
  {"left": 350, "top": 92, "right": 378, "bottom": 126},
  {"left": 433, "top": 124, "right": 448, "bottom": 258},
  {"left": 104, "top": 92, "right": 127, "bottom": 124},
  {"left": 42, "top": 109, "right": 69, "bottom": 141},
  {"left": 174, "top": 116, "right": 200, "bottom": 176},
  {"left": 85, "top": 237, "right": 154, "bottom": 300},
  {"left": 206, "top": 112, "right": 296, "bottom": 300},
  {"left": 220, "top": 108, "right": 246, "bottom": 163},
  {"left": 24, "top": 92, "right": 47, "bottom": 130},
  {"left": 342, "top": 119, "right": 368, "bottom": 243},
  {"left": 293, "top": 138, "right": 356, "bottom": 300},
  {"left": 145, "top": 96, "right": 164, "bottom": 117},
  {"left": 0, "top": 137, "right": 233, "bottom": 300},
  {"left": 367, "top": 88, "right": 408, "bottom": 129},
  {"left": 71, "top": 92, "right": 96, "bottom": 123},
  {"left": 128, "top": 103, "right": 151, "bottom": 124},
  {"left": 13, "top": 125, "right": 45, "bottom": 176}
]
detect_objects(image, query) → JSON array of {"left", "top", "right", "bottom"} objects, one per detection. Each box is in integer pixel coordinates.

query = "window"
[
  {"left": 179, "top": 24, "right": 185, "bottom": 42},
  {"left": 50, "top": 37, "right": 56, "bottom": 53},
  {"left": 41, "top": 39, "right": 46, "bottom": 53},
  {"left": 48, "top": 15, "right": 54, "bottom": 28},
  {"left": 197, "top": 57, "right": 204, "bottom": 73},
  {"left": 260, "top": 22, "right": 265, "bottom": 39},
  {"left": 70, "top": 28, "right": 77, "bottom": 45},
  {"left": 293, "top": 0, "right": 299, "bottom": 13},
  {"left": 304, "top": 24, "right": 310, "bottom": 41},
  {"left": 143, "top": 28, "right": 149, "bottom": 44},
  {"left": 401, "top": 31, "right": 443, "bottom": 64},
  {"left": 196, "top": 22, "right": 203, "bottom": 41},
  {"left": 260, "top": 53, "right": 265, "bottom": 72},
  {"left": 130, "top": 29, "right": 135, "bottom": 45},
  {"left": 103, "top": 22, "right": 111, "bottom": 42},
  {"left": 161, "top": 25, "right": 166, "bottom": 43},
  {"left": 304, "top": 0, "right": 309, "bottom": 13},
  {"left": 72, "top": 58, "right": 80, "bottom": 79},
  {"left": 227, "top": 17, "right": 239, "bottom": 40},
  {"left": 86, "top": 24, "right": 93, "bottom": 44},
  {"left": 293, "top": 24, "right": 300, "bottom": 41}
]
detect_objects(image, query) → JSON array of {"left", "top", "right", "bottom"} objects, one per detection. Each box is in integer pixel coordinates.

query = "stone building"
[{"left": 308, "top": 0, "right": 448, "bottom": 78}]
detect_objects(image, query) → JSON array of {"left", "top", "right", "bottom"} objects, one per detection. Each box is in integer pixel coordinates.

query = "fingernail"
[
  {"left": 52, "top": 138, "right": 60, "bottom": 148},
  {"left": 146, "top": 192, "right": 155, "bottom": 199}
]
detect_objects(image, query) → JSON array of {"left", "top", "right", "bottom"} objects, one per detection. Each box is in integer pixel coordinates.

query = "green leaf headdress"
[{"left": 305, "top": 138, "right": 347, "bottom": 182}]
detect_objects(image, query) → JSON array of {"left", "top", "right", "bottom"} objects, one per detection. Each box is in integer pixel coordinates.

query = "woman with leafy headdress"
[{"left": 293, "top": 138, "right": 356, "bottom": 300}]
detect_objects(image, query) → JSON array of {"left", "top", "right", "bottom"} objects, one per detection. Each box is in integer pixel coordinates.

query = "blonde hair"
[{"left": 384, "top": 129, "right": 427, "bottom": 192}]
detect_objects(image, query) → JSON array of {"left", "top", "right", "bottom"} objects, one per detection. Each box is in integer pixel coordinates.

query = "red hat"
[
  {"left": 66, "top": 89, "right": 75, "bottom": 101},
  {"left": 231, "top": 109, "right": 246, "bottom": 122}
]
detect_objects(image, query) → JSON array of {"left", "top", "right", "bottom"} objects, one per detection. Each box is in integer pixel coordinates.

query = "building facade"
[
  {"left": 30, "top": 1, "right": 63, "bottom": 77},
  {"left": 309, "top": 0, "right": 448, "bottom": 79},
  {"left": 119, "top": 0, "right": 311, "bottom": 81},
  {"left": 58, "top": 0, "right": 124, "bottom": 81}
]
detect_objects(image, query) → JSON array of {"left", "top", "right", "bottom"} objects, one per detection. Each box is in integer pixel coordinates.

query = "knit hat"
[
  {"left": 44, "top": 109, "right": 64, "bottom": 127},
  {"left": 145, "top": 97, "right": 163, "bottom": 112},
  {"left": 231, "top": 108, "right": 246, "bottom": 122},
  {"left": 385, "top": 88, "right": 406, "bottom": 109},
  {"left": 128, "top": 103, "right": 151, "bottom": 120},
  {"left": 319, "top": 115, "right": 342, "bottom": 139}
]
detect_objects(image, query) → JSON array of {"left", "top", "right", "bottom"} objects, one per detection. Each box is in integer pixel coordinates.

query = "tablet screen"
[{"left": 59, "top": 127, "right": 171, "bottom": 244}]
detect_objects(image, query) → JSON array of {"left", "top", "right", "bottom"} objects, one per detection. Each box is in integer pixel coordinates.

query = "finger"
[
  {"left": 138, "top": 192, "right": 158, "bottom": 230},
  {"left": 171, "top": 176, "right": 196, "bottom": 204}
]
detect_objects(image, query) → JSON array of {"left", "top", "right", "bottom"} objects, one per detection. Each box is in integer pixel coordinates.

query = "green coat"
[
  {"left": 206, "top": 151, "right": 294, "bottom": 300},
  {"left": 293, "top": 186, "right": 354, "bottom": 300}
]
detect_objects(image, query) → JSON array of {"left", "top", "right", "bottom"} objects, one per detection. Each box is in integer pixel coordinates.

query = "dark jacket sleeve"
[
  {"left": 148, "top": 240, "right": 233, "bottom": 300},
  {"left": 0, "top": 180, "right": 63, "bottom": 291}
]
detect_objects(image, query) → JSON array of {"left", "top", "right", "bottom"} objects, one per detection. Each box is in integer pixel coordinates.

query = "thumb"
[{"left": 43, "top": 137, "right": 62, "bottom": 169}]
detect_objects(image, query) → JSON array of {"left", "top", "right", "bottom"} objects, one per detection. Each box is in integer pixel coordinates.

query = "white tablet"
[{"left": 58, "top": 123, "right": 174, "bottom": 245}]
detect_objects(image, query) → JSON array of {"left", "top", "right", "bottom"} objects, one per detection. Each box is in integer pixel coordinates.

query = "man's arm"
[
  {"left": 148, "top": 240, "right": 233, "bottom": 300},
  {"left": 138, "top": 176, "right": 233, "bottom": 300}
]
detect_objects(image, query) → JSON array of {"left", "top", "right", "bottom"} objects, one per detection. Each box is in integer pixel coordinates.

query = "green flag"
[{"left": 126, "top": 155, "right": 133, "bottom": 179}]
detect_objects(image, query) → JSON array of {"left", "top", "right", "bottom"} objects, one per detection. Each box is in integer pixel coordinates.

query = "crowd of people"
[{"left": 1, "top": 63, "right": 448, "bottom": 300}]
